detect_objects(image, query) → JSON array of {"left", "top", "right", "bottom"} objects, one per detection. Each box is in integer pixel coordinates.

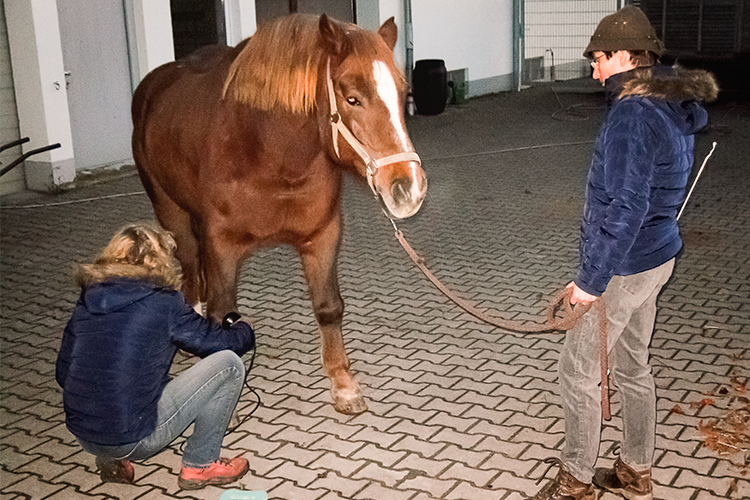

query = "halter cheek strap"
[{"left": 326, "top": 59, "right": 422, "bottom": 196}]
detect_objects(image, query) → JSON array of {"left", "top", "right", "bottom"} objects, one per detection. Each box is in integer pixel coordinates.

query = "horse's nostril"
[{"left": 391, "top": 178, "right": 411, "bottom": 203}]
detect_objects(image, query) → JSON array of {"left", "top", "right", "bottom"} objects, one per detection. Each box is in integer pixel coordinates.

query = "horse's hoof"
[
  {"left": 333, "top": 395, "right": 368, "bottom": 415},
  {"left": 331, "top": 375, "right": 367, "bottom": 414}
]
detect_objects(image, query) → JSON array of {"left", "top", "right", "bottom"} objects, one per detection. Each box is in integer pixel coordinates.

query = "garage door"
[
  {"left": 0, "top": 3, "right": 25, "bottom": 194},
  {"left": 524, "top": 0, "right": 619, "bottom": 83}
]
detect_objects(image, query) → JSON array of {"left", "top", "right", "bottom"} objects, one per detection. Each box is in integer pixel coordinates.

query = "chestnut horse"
[{"left": 132, "top": 14, "right": 427, "bottom": 414}]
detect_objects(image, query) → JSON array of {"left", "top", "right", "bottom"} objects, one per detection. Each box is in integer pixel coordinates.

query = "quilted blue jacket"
[
  {"left": 56, "top": 279, "right": 255, "bottom": 446},
  {"left": 575, "top": 65, "right": 718, "bottom": 296}
]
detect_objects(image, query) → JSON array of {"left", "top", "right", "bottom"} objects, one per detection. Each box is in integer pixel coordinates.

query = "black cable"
[
  {"left": 550, "top": 86, "right": 603, "bottom": 122},
  {"left": 226, "top": 344, "right": 262, "bottom": 435},
  {"left": 169, "top": 345, "right": 262, "bottom": 456}
]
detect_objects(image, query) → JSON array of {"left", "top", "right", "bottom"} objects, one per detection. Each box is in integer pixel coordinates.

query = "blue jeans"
[
  {"left": 77, "top": 350, "right": 245, "bottom": 468},
  {"left": 559, "top": 259, "right": 674, "bottom": 483}
]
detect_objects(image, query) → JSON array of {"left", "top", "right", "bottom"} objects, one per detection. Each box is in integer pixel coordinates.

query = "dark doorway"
[
  {"left": 255, "top": 0, "right": 355, "bottom": 27},
  {"left": 171, "top": 0, "right": 226, "bottom": 60}
]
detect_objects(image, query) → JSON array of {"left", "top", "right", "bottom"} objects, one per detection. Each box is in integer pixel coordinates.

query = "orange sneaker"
[{"left": 177, "top": 456, "right": 249, "bottom": 490}]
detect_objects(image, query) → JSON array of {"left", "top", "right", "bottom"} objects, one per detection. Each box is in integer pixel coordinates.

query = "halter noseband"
[{"left": 326, "top": 59, "right": 421, "bottom": 197}]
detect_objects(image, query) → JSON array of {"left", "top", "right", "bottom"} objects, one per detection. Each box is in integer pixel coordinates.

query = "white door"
[{"left": 57, "top": 0, "right": 133, "bottom": 170}]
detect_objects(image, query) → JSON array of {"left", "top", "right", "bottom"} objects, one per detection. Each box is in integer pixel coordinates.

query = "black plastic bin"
[{"left": 412, "top": 59, "right": 448, "bottom": 115}]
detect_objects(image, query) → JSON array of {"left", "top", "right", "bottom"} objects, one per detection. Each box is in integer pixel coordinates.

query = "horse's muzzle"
[{"left": 378, "top": 162, "right": 427, "bottom": 220}]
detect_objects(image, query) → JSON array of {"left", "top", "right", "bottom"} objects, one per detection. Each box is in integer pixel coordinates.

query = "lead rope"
[
  {"left": 390, "top": 219, "right": 612, "bottom": 420},
  {"left": 598, "top": 299, "right": 610, "bottom": 420},
  {"left": 382, "top": 142, "right": 719, "bottom": 419}
]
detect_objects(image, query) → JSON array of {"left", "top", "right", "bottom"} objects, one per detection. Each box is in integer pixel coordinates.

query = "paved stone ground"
[{"left": 1, "top": 84, "right": 749, "bottom": 500}]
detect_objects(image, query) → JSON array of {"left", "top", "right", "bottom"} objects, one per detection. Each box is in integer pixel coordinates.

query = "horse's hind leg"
[
  {"left": 299, "top": 211, "right": 367, "bottom": 415},
  {"left": 138, "top": 170, "right": 204, "bottom": 308},
  {"left": 165, "top": 209, "right": 204, "bottom": 311}
]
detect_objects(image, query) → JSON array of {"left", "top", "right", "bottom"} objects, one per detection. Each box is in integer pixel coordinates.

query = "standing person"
[
  {"left": 56, "top": 223, "right": 256, "bottom": 490},
  {"left": 533, "top": 6, "right": 718, "bottom": 500}
]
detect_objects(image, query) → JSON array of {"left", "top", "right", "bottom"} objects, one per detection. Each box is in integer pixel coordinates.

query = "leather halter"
[{"left": 326, "top": 58, "right": 421, "bottom": 197}]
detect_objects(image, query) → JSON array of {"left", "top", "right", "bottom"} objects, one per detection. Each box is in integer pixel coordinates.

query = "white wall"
[
  {"left": 136, "top": 0, "right": 516, "bottom": 99},
  {"left": 225, "top": 0, "right": 258, "bottom": 45},
  {"left": 355, "top": 0, "right": 381, "bottom": 32},
  {"left": 5, "top": 0, "right": 75, "bottom": 191},
  {"left": 130, "top": 0, "right": 174, "bottom": 83},
  {"left": 377, "top": 0, "right": 407, "bottom": 68},
  {"left": 412, "top": 1, "right": 513, "bottom": 80},
  {"left": 375, "top": 0, "right": 515, "bottom": 96},
  {"left": 1, "top": 2, "right": 25, "bottom": 195}
]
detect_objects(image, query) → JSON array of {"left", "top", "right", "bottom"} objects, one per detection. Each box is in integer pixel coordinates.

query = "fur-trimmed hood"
[
  {"left": 608, "top": 64, "right": 719, "bottom": 104},
  {"left": 76, "top": 262, "right": 181, "bottom": 290},
  {"left": 75, "top": 264, "right": 181, "bottom": 315},
  {"left": 605, "top": 64, "right": 717, "bottom": 136},
  {"left": 618, "top": 64, "right": 719, "bottom": 102}
]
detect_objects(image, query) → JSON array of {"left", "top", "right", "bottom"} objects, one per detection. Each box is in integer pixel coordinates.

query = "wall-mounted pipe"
[{"left": 404, "top": 0, "right": 414, "bottom": 87}]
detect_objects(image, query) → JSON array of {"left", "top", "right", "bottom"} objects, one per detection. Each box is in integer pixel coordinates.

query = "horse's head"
[
  {"left": 318, "top": 15, "right": 427, "bottom": 220},
  {"left": 223, "top": 14, "right": 426, "bottom": 219}
]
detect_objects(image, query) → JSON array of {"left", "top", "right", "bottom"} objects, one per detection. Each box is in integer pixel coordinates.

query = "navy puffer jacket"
[
  {"left": 56, "top": 279, "right": 255, "bottom": 446},
  {"left": 575, "top": 65, "right": 718, "bottom": 296}
]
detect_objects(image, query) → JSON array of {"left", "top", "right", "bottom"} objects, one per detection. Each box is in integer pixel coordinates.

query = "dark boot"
[
  {"left": 593, "top": 457, "right": 653, "bottom": 500},
  {"left": 96, "top": 456, "right": 134, "bottom": 484},
  {"left": 533, "top": 458, "right": 595, "bottom": 500}
]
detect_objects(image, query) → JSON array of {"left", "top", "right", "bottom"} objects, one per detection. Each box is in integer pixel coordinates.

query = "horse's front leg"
[
  {"left": 201, "top": 226, "right": 245, "bottom": 323},
  {"left": 299, "top": 212, "right": 367, "bottom": 415}
]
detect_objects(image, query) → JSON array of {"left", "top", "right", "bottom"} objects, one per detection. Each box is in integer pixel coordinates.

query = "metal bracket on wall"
[{"left": 0, "top": 138, "right": 62, "bottom": 178}]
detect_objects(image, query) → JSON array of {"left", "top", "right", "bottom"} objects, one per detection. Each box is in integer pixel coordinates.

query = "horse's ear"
[
  {"left": 378, "top": 17, "right": 398, "bottom": 51},
  {"left": 318, "top": 14, "right": 351, "bottom": 63}
]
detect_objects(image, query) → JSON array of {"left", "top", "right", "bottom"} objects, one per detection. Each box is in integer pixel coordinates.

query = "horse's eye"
[{"left": 346, "top": 97, "right": 361, "bottom": 107}]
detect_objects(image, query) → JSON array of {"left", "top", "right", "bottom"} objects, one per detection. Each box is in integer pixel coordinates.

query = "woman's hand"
[{"left": 566, "top": 281, "right": 599, "bottom": 305}]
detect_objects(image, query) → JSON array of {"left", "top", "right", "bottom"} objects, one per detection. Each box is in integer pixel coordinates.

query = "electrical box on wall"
[{"left": 446, "top": 68, "right": 468, "bottom": 104}]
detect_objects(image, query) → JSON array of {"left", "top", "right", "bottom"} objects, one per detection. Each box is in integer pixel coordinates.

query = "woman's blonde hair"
[{"left": 77, "top": 222, "right": 182, "bottom": 289}]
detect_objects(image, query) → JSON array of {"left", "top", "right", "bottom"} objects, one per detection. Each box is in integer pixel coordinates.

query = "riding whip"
[{"left": 677, "top": 141, "right": 717, "bottom": 221}]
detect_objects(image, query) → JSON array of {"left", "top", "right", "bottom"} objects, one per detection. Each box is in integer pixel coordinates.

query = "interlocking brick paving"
[{"left": 2, "top": 85, "right": 748, "bottom": 499}]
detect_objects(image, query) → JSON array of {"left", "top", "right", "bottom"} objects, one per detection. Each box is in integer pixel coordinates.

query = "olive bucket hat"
[{"left": 583, "top": 5, "right": 665, "bottom": 58}]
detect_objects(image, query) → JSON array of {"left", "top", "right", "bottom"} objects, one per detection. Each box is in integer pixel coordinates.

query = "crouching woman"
[{"left": 56, "top": 223, "right": 256, "bottom": 490}]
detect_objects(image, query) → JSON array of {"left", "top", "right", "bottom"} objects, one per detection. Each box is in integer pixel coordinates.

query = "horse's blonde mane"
[{"left": 223, "top": 15, "right": 333, "bottom": 115}]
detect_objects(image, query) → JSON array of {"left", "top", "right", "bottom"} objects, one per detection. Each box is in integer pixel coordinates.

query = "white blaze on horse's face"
[
  {"left": 371, "top": 60, "right": 427, "bottom": 219},
  {"left": 373, "top": 60, "right": 409, "bottom": 150}
]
